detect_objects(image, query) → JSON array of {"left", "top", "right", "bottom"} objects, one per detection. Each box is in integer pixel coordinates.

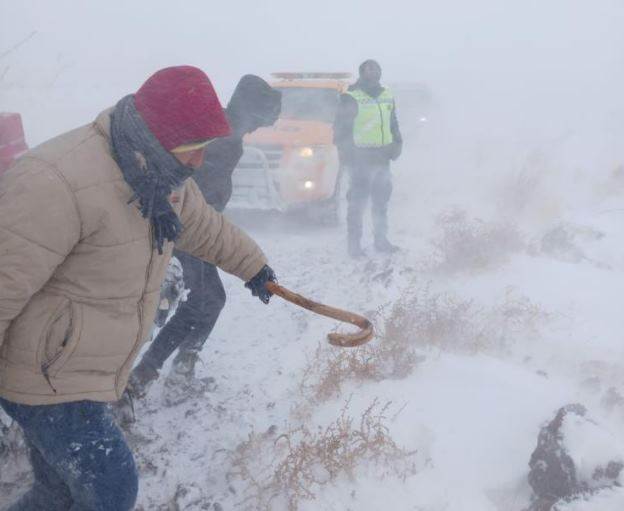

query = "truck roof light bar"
[{"left": 271, "top": 72, "right": 352, "bottom": 80}]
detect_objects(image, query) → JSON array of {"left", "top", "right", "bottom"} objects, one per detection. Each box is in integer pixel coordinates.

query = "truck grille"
[
  {"left": 236, "top": 144, "right": 283, "bottom": 170},
  {"left": 230, "top": 145, "right": 284, "bottom": 210}
]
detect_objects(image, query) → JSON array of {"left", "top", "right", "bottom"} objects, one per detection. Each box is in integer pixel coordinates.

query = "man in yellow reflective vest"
[{"left": 334, "top": 59, "right": 403, "bottom": 258}]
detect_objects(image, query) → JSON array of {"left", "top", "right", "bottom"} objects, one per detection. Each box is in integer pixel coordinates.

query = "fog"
[
  {"left": 3, "top": 0, "right": 624, "bottom": 148},
  {"left": 3, "top": 2, "right": 624, "bottom": 510}
]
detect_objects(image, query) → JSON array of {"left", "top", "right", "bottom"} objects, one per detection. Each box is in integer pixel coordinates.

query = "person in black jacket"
[
  {"left": 333, "top": 60, "right": 403, "bottom": 258},
  {"left": 128, "top": 75, "right": 281, "bottom": 399}
]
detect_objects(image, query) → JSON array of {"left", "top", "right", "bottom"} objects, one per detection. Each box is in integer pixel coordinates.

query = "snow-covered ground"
[
  {"left": 2, "top": 109, "right": 624, "bottom": 510},
  {"left": 2, "top": 109, "right": 624, "bottom": 511},
  {"left": 3, "top": 2, "right": 624, "bottom": 510}
]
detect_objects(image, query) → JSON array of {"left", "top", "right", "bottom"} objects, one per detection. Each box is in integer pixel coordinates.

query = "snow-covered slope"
[
  {"left": 2, "top": 113, "right": 624, "bottom": 511},
  {"left": 122, "top": 129, "right": 624, "bottom": 510}
]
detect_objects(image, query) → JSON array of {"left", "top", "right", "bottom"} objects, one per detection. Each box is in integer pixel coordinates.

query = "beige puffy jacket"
[{"left": 0, "top": 110, "right": 267, "bottom": 405}]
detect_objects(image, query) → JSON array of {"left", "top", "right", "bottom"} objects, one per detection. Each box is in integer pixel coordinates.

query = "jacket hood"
[{"left": 226, "top": 75, "right": 282, "bottom": 136}]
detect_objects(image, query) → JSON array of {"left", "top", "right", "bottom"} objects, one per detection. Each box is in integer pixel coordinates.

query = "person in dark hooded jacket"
[{"left": 127, "top": 75, "right": 281, "bottom": 399}]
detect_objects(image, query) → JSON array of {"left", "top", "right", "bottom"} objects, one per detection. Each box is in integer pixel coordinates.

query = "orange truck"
[{"left": 229, "top": 72, "right": 352, "bottom": 224}]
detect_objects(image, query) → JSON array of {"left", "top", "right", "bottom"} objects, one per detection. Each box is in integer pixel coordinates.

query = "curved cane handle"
[{"left": 265, "top": 281, "right": 374, "bottom": 348}]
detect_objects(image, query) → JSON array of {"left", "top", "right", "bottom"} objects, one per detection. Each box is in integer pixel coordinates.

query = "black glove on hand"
[
  {"left": 387, "top": 141, "right": 402, "bottom": 161},
  {"left": 245, "top": 265, "right": 277, "bottom": 304}
]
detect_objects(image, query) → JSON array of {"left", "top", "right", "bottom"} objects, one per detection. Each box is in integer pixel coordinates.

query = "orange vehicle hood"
[{"left": 244, "top": 118, "right": 334, "bottom": 147}]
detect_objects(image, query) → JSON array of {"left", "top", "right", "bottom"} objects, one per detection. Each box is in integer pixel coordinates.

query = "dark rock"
[
  {"left": 526, "top": 404, "right": 623, "bottom": 511},
  {"left": 528, "top": 404, "right": 586, "bottom": 501}
]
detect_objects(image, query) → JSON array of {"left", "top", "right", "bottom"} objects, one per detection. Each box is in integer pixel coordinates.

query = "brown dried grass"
[
  {"left": 299, "top": 284, "right": 550, "bottom": 404},
  {"left": 433, "top": 208, "right": 524, "bottom": 274},
  {"left": 227, "top": 399, "right": 417, "bottom": 511}
]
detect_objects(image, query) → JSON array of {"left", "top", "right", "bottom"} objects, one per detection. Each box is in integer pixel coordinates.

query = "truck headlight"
[
  {"left": 298, "top": 147, "right": 314, "bottom": 158},
  {"left": 303, "top": 180, "right": 315, "bottom": 190}
]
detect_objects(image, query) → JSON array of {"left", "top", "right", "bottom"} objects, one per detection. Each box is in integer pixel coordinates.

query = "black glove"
[
  {"left": 245, "top": 265, "right": 277, "bottom": 304},
  {"left": 386, "top": 141, "right": 402, "bottom": 161}
]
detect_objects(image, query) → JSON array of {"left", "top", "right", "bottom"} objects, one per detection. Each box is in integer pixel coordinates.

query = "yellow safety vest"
[{"left": 347, "top": 88, "right": 394, "bottom": 148}]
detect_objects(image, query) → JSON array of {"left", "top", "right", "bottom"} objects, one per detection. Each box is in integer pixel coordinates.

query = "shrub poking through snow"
[
  {"left": 300, "top": 285, "right": 550, "bottom": 403},
  {"left": 386, "top": 284, "right": 482, "bottom": 352},
  {"left": 486, "top": 288, "right": 551, "bottom": 352},
  {"left": 298, "top": 293, "right": 431, "bottom": 402},
  {"left": 299, "top": 337, "right": 423, "bottom": 403},
  {"left": 391, "top": 284, "right": 549, "bottom": 355},
  {"left": 432, "top": 208, "right": 524, "bottom": 273},
  {"left": 227, "top": 400, "right": 417, "bottom": 511}
]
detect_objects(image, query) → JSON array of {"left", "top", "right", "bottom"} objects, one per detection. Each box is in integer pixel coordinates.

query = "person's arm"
[
  {"left": 388, "top": 100, "right": 403, "bottom": 161},
  {"left": 333, "top": 93, "right": 358, "bottom": 166},
  {"left": 0, "top": 159, "right": 81, "bottom": 347},
  {"left": 175, "top": 179, "right": 267, "bottom": 283}
]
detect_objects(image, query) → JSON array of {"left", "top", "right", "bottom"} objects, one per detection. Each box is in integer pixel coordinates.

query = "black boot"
[
  {"left": 374, "top": 236, "right": 400, "bottom": 253},
  {"left": 111, "top": 362, "right": 158, "bottom": 425},
  {"left": 127, "top": 361, "right": 159, "bottom": 399},
  {"left": 111, "top": 389, "right": 136, "bottom": 428},
  {"left": 170, "top": 349, "right": 200, "bottom": 380},
  {"left": 163, "top": 350, "right": 212, "bottom": 406}
]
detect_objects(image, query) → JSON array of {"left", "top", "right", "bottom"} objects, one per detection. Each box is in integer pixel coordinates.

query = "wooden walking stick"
[{"left": 265, "top": 281, "right": 374, "bottom": 348}]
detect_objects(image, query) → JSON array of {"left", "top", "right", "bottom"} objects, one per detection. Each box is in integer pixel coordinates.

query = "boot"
[
  {"left": 127, "top": 362, "right": 159, "bottom": 399},
  {"left": 374, "top": 236, "right": 400, "bottom": 253},
  {"left": 170, "top": 349, "right": 199, "bottom": 379},
  {"left": 348, "top": 237, "right": 366, "bottom": 259},
  {"left": 163, "top": 350, "right": 211, "bottom": 406},
  {"left": 111, "top": 362, "right": 159, "bottom": 426},
  {"left": 111, "top": 389, "right": 136, "bottom": 428}
]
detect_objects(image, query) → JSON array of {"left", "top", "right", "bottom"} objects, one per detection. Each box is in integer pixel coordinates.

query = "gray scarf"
[{"left": 110, "top": 95, "right": 194, "bottom": 254}]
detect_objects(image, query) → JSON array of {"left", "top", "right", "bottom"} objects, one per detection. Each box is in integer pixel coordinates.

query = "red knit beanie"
[{"left": 134, "top": 66, "right": 231, "bottom": 151}]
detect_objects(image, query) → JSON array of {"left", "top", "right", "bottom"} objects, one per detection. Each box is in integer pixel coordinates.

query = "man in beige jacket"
[{"left": 0, "top": 66, "right": 275, "bottom": 511}]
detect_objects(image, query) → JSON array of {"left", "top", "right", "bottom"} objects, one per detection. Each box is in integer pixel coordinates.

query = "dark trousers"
[
  {"left": 0, "top": 398, "right": 137, "bottom": 511},
  {"left": 346, "top": 162, "right": 393, "bottom": 243},
  {"left": 138, "top": 250, "right": 226, "bottom": 373}
]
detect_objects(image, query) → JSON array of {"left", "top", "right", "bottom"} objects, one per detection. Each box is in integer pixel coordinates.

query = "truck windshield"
[{"left": 276, "top": 87, "right": 340, "bottom": 123}]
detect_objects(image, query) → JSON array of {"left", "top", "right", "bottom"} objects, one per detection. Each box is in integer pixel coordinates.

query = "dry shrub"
[
  {"left": 487, "top": 288, "right": 551, "bottom": 347},
  {"left": 299, "top": 298, "right": 430, "bottom": 402},
  {"left": 393, "top": 285, "right": 550, "bottom": 354},
  {"left": 300, "top": 285, "right": 551, "bottom": 403},
  {"left": 299, "top": 335, "right": 422, "bottom": 403},
  {"left": 299, "top": 285, "right": 479, "bottom": 403},
  {"left": 385, "top": 284, "right": 482, "bottom": 352},
  {"left": 227, "top": 399, "right": 417, "bottom": 511},
  {"left": 299, "top": 343, "right": 379, "bottom": 402},
  {"left": 433, "top": 208, "right": 524, "bottom": 273}
]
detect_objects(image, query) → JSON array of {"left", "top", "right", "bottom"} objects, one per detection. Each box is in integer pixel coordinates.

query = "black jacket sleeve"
[
  {"left": 388, "top": 100, "right": 403, "bottom": 161},
  {"left": 333, "top": 93, "right": 358, "bottom": 166}
]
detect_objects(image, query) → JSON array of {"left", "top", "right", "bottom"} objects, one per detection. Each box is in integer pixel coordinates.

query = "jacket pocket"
[{"left": 38, "top": 298, "right": 83, "bottom": 385}]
